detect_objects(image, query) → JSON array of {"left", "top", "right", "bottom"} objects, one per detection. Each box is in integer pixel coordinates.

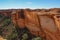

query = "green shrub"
[
  {"left": 0, "top": 15, "right": 2, "bottom": 18},
  {"left": 22, "top": 33, "right": 28, "bottom": 40},
  {"left": 32, "top": 37, "right": 41, "bottom": 40}
]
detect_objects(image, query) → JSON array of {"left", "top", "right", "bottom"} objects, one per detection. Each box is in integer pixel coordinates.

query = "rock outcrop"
[
  {"left": 0, "top": 8, "right": 60, "bottom": 40},
  {"left": 11, "top": 8, "right": 60, "bottom": 40}
]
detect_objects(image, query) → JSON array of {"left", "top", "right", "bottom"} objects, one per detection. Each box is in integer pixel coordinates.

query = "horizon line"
[{"left": 0, "top": 7, "right": 60, "bottom": 10}]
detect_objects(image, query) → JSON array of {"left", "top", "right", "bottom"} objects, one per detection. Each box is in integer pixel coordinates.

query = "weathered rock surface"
[{"left": 0, "top": 8, "right": 60, "bottom": 40}]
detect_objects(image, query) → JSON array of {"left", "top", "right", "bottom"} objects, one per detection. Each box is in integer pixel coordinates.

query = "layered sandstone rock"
[
  {"left": 11, "top": 8, "right": 60, "bottom": 40},
  {"left": 0, "top": 8, "right": 60, "bottom": 40}
]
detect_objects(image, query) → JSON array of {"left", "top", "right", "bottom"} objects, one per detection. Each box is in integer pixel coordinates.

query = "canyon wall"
[{"left": 0, "top": 8, "right": 60, "bottom": 40}]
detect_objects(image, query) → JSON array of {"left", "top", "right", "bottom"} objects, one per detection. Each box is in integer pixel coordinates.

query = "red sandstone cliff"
[
  {"left": 11, "top": 8, "right": 60, "bottom": 40},
  {"left": 0, "top": 8, "right": 60, "bottom": 40}
]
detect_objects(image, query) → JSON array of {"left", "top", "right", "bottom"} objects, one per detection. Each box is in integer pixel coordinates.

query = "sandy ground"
[{"left": 0, "top": 36, "right": 6, "bottom": 40}]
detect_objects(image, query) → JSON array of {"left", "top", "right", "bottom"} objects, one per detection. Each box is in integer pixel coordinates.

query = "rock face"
[
  {"left": 0, "top": 10, "right": 12, "bottom": 17},
  {"left": 0, "top": 8, "right": 60, "bottom": 40}
]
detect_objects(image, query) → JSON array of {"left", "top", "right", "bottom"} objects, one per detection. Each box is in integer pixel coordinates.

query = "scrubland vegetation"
[{"left": 0, "top": 15, "right": 41, "bottom": 40}]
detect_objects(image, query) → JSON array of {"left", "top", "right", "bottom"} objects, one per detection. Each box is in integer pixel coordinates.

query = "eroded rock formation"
[
  {"left": 11, "top": 8, "right": 60, "bottom": 40},
  {"left": 0, "top": 8, "right": 60, "bottom": 40}
]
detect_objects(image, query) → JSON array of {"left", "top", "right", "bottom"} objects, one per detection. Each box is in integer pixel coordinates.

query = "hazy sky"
[{"left": 0, "top": 0, "right": 60, "bottom": 9}]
